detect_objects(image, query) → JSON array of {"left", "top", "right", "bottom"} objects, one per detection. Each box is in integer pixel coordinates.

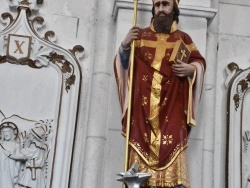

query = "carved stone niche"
[
  {"left": 0, "top": 1, "right": 84, "bottom": 188},
  {"left": 226, "top": 63, "right": 250, "bottom": 188}
]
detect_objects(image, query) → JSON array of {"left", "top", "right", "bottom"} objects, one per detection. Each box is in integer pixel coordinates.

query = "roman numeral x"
[{"left": 14, "top": 40, "right": 25, "bottom": 54}]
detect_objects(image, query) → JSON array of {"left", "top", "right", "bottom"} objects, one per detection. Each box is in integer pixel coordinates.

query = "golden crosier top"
[{"left": 152, "top": 0, "right": 179, "bottom": 5}]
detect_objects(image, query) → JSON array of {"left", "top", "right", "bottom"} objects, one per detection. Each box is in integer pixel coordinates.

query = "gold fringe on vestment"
[{"left": 129, "top": 148, "right": 190, "bottom": 188}]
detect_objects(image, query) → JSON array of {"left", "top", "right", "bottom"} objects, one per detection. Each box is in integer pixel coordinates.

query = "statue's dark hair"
[{"left": 151, "top": 2, "right": 180, "bottom": 23}]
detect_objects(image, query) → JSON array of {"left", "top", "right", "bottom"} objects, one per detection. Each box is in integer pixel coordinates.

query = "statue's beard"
[{"left": 153, "top": 12, "right": 174, "bottom": 34}]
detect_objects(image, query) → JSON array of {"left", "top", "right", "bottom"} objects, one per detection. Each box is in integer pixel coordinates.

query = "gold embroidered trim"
[
  {"left": 187, "top": 43, "right": 197, "bottom": 52},
  {"left": 148, "top": 71, "right": 162, "bottom": 167},
  {"left": 187, "top": 68, "right": 197, "bottom": 127},
  {"left": 129, "top": 148, "right": 190, "bottom": 188},
  {"left": 128, "top": 137, "right": 188, "bottom": 171}
]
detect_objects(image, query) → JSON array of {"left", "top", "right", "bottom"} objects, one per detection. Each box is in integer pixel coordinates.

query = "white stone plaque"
[{"left": 0, "top": 1, "right": 83, "bottom": 188}]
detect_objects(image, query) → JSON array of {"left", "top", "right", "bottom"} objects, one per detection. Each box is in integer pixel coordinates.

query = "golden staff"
[{"left": 124, "top": 0, "right": 139, "bottom": 173}]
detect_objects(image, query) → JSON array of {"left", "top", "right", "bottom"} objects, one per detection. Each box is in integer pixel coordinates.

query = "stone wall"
[{"left": 214, "top": 1, "right": 250, "bottom": 188}]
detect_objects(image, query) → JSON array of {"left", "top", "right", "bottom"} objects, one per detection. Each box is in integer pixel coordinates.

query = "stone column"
[{"left": 80, "top": 0, "right": 117, "bottom": 187}]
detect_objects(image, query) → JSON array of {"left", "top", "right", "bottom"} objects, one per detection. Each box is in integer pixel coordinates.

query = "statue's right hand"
[{"left": 121, "top": 26, "right": 140, "bottom": 48}]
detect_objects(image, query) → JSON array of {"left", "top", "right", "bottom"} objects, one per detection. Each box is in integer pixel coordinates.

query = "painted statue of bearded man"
[{"left": 114, "top": 0, "right": 206, "bottom": 187}]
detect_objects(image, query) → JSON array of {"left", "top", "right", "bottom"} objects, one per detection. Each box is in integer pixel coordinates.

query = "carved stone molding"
[
  {"left": 112, "top": 0, "right": 217, "bottom": 22},
  {"left": 9, "top": 0, "right": 43, "bottom": 12},
  {"left": 226, "top": 63, "right": 250, "bottom": 188}
]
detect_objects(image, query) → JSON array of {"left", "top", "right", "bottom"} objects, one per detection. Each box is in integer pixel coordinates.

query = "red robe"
[{"left": 114, "top": 22, "right": 206, "bottom": 187}]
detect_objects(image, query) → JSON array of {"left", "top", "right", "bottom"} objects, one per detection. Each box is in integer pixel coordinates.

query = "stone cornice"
[{"left": 112, "top": 0, "right": 217, "bottom": 22}]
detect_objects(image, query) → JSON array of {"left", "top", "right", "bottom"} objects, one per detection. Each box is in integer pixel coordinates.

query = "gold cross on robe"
[
  {"left": 136, "top": 34, "right": 176, "bottom": 167},
  {"left": 140, "top": 34, "right": 176, "bottom": 71}
]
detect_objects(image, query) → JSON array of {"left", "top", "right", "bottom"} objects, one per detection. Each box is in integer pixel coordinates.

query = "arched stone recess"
[
  {"left": 226, "top": 63, "right": 250, "bottom": 188},
  {"left": 0, "top": 1, "right": 83, "bottom": 188}
]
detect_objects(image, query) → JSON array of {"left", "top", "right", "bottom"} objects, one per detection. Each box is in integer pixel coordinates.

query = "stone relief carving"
[
  {"left": 226, "top": 62, "right": 250, "bottom": 188},
  {"left": 0, "top": 118, "right": 52, "bottom": 188},
  {"left": 233, "top": 79, "right": 249, "bottom": 111},
  {"left": 45, "top": 52, "right": 77, "bottom": 92},
  {"left": 0, "top": 1, "right": 83, "bottom": 187},
  {"left": 0, "top": 121, "right": 20, "bottom": 188},
  {"left": 243, "top": 131, "right": 250, "bottom": 154},
  {"left": 243, "top": 131, "right": 250, "bottom": 188}
]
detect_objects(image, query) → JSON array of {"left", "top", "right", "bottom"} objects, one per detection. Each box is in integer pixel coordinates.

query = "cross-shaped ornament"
[{"left": 180, "top": 49, "right": 187, "bottom": 61}]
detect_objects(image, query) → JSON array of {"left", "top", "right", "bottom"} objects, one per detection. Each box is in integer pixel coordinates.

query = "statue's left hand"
[{"left": 172, "top": 59, "right": 195, "bottom": 77}]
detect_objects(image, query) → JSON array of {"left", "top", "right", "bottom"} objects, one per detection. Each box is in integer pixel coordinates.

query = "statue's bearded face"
[
  {"left": 153, "top": 0, "right": 174, "bottom": 33},
  {"left": 153, "top": 11, "right": 174, "bottom": 34}
]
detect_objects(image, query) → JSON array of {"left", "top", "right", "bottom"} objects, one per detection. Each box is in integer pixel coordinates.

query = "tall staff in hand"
[{"left": 124, "top": 0, "right": 139, "bottom": 173}]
